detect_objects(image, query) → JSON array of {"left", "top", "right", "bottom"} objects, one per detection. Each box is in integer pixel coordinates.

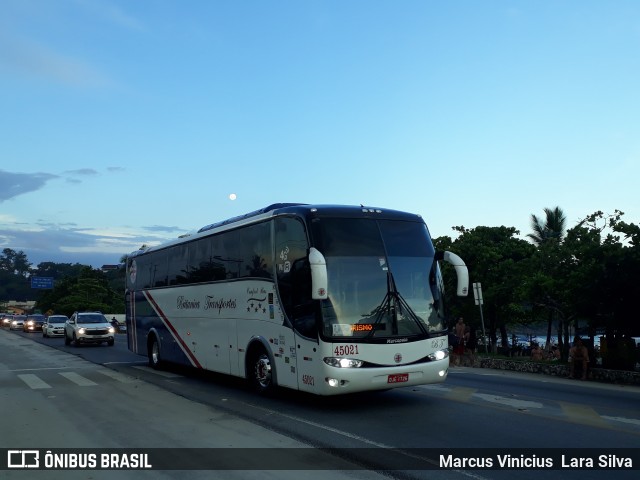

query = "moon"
[{"left": 229, "top": 193, "right": 237, "bottom": 200}]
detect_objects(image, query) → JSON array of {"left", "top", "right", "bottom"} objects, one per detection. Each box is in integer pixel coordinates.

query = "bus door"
[{"left": 274, "top": 216, "right": 320, "bottom": 392}]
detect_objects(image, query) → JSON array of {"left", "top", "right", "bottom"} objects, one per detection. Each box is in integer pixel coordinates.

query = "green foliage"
[
  {"left": 0, "top": 249, "right": 125, "bottom": 316},
  {"left": 36, "top": 266, "right": 124, "bottom": 317},
  {"left": 435, "top": 209, "right": 639, "bottom": 370},
  {"left": 435, "top": 225, "right": 536, "bottom": 346}
]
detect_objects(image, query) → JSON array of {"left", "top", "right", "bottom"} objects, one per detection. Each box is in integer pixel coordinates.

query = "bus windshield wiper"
[{"left": 367, "top": 271, "right": 427, "bottom": 337}]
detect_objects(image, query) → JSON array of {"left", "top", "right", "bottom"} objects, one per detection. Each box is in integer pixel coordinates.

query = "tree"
[
  {"left": 527, "top": 206, "right": 567, "bottom": 245},
  {"left": 434, "top": 226, "right": 535, "bottom": 350},
  {"left": 36, "top": 267, "right": 124, "bottom": 316},
  {"left": 563, "top": 211, "right": 640, "bottom": 369},
  {"left": 526, "top": 206, "right": 568, "bottom": 353},
  {"left": 0, "top": 248, "right": 32, "bottom": 276}
]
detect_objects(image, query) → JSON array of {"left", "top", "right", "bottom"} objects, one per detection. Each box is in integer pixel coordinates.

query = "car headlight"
[
  {"left": 78, "top": 328, "right": 86, "bottom": 334},
  {"left": 27, "top": 321, "right": 34, "bottom": 326},
  {"left": 108, "top": 327, "right": 115, "bottom": 334},
  {"left": 323, "top": 357, "right": 364, "bottom": 368}
]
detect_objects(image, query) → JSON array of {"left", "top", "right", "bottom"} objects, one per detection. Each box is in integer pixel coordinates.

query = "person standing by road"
[
  {"left": 453, "top": 317, "right": 466, "bottom": 366},
  {"left": 569, "top": 337, "right": 589, "bottom": 380}
]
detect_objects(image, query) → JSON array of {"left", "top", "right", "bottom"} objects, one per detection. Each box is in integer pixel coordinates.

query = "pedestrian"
[
  {"left": 569, "top": 337, "right": 589, "bottom": 380},
  {"left": 453, "top": 317, "right": 466, "bottom": 366},
  {"left": 531, "top": 343, "right": 544, "bottom": 361}
]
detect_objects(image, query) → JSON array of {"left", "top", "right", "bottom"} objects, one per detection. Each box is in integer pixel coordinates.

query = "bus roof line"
[{"left": 197, "top": 203, "right": 307, "bottom": 233}]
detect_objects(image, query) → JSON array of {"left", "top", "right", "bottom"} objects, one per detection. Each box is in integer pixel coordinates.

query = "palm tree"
[
  {"left": 527, "top": 206, "right": 567, "bottom": 353},
  {"left": 527, "top": 206, "right": 567, "bottom": 245}
]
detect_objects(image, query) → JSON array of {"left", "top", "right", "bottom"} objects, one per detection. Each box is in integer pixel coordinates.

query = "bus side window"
[{"left": 275, "top": 217, "right": 316, "bottom": 338}]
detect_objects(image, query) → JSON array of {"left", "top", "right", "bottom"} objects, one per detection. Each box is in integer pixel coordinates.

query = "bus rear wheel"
[
  {"left": 249, "top": 349, "right": 274, "bottom": 395},
  {"left": 148, "top": 336, "right": 162, "bottom": 370}
]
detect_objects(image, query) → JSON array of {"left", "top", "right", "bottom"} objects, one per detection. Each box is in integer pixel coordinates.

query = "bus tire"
[
  {"left": 148, "top": 335, "right": 162, "bottom": 370},
  {"left": 248, "top": 347, "right": 275, "bottom": 395}
]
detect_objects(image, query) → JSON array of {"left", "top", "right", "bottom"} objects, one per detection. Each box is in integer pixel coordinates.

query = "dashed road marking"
[
  {"left": 96, "top": 368, "right": 139, "bottom": 383},
  {"left": 559, "top": 401, "right": 609, "bottom": 428},
  {"left": 18, "top": 373, "right": 51, "bottom": 389},
  {"left": 473, "top": 393, "right": 544, "bottom": 410},
  {"left": 601, "top": 416, "right": 640, "bottom": 427},
  {"left": 59, "top": 371, "right": 98, "bottom": 386}
]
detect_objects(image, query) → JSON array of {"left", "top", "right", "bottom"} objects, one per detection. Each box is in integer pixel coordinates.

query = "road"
[{"left": 1, "top": 327, "right": 639, "bottom": 479}]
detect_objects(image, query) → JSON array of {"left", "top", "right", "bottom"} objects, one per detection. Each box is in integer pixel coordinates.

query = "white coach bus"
[{"left": 125, "top": 203, "right": 468, "bottom": 395}]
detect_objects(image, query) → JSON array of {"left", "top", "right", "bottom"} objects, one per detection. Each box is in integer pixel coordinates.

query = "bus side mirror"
[
  {"left": 436, "top": 250, "right": 469, "bottom": 297},
  {"left": 309, "top": 247, "right": 328, "bottom": 300}
]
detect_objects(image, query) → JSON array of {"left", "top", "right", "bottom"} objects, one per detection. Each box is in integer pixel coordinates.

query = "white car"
[
  {"left": 43, "top": 315, "right": 69, "bottom": 338},
  {"left": 64, "top": 312, "right": 115, "bottom": 347}
]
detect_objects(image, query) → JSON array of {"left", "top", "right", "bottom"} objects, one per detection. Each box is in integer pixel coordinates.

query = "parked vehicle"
[
  {"left": 43, "top": 315, "right": 69, "bottom": 338},
  {"left": 23, "top": 314, "right": 46, "bottom": 332},
  {"left": 64, "top": 312, "right": 115, "bottom": 347}
]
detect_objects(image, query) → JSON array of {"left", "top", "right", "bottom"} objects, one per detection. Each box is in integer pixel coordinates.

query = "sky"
[{"left": 1, "top": 0, "right": 639, "bottom": 269}]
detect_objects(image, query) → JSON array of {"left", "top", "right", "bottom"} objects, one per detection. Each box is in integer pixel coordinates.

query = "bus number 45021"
[{"left": 334, "top": 345, "right": 359, "bottom": 356}]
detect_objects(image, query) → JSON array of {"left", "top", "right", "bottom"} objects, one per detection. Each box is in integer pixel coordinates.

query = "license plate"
[{"left": 387, "top": 373, "right": 409, "bottom": 384}]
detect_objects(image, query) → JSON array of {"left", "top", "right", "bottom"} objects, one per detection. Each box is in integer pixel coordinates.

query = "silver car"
[
  {"left": 43, "top": 315, "right": 69, "bottom": 338},
  {"left": 9, "top": 315, "right": 26, "bottom": 330}
]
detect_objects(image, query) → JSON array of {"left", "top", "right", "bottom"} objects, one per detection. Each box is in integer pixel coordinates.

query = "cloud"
[
  {"left": 72, "top": 0, "right": 146, "bottom": 32},
  {"left": 64, "top": 168, "right": 100, "bottom": 176},
  {"left": 0, "top": 170, "right": 59, "bottom": 202},
  {"left": 0, "top": 222, "right": 183, "bottom": 267},
  {"left": 143, "top": 225, "right": 183, "bottom": 233},
  {"left": 0, "top": 33, "right": 113, "bottom": 88}
]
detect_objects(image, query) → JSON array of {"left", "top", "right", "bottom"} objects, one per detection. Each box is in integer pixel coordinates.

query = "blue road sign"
[{"left": 30, "top": 276, "right": 54, "bottom": 289}]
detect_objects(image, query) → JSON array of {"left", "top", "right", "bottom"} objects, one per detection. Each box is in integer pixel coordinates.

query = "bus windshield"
[{"left": 310, "top": 217, "right": 445, "bottom": 341}]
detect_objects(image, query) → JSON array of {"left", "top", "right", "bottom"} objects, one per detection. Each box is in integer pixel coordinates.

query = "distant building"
[
  {"left": 1, "top": 300, "right": 37, "bottom": 315},
  {"left": 101, "top": 264, "right": 121, "bottom": 272}
]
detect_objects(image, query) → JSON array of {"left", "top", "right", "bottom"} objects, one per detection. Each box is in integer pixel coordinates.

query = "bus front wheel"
[
  {"left": 249, "top": 349, "right": 274, "bottom": 395},
  {"left": 148, "top": 336, "right": 162, "bottom": 370}
]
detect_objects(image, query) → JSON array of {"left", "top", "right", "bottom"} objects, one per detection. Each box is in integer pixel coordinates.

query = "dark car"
[
  {"left": 23, "top": 314, "right": 46, "bottom": 332},
  {"left": 1, "top": 314, "right": 15, "bottom": 328}
]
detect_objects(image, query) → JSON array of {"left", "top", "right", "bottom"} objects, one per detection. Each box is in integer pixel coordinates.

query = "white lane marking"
[
  {"left": 131, "top": 365, "right": 182, "bottom": 378},
  {"left": 238, "top": 400, "right": 490, "bottom": 480},
  {"left": 18, "top": 374, "right": 51, "bottom": 389},
  {"left": 473, "top": 393, "right": 544, "bottom": 409},
  {"left": 602, "top": 416, "right": 640, "bottom": 426},
  {"left": 96, "top": 369, "right": 139, "bottom": 383},
  {"left": 59, "top": 372, "right": 98, "bottom": 386}
]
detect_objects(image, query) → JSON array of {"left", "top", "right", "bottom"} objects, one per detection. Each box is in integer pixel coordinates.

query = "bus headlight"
[
  {"left": 323, "top": 357, "right": 364, "bottom": 368},
  {"left": 428, "top": 350, "right": 448, "bottom": 361}
]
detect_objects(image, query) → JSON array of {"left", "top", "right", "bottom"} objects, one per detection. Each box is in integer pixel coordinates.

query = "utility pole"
[{"left": 473, "top": 282, "right": 488, "bottom": 354}]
